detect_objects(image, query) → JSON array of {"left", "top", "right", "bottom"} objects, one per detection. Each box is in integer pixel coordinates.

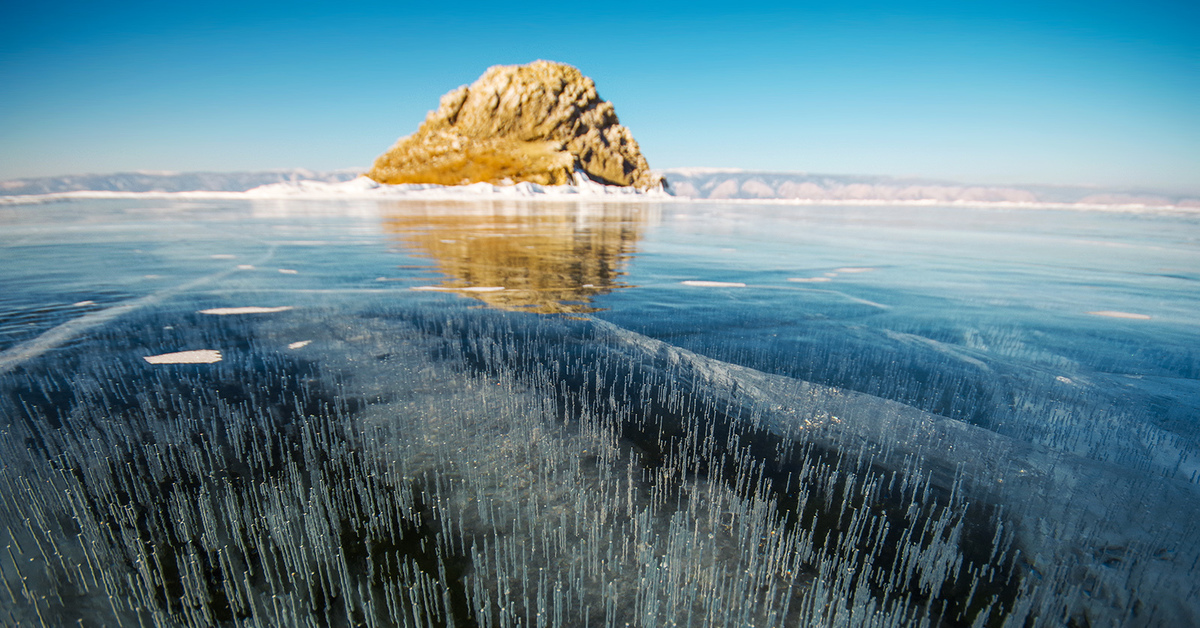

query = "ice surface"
[{"left": 0, "top": 197, "right": 1197, "bottom": 626}]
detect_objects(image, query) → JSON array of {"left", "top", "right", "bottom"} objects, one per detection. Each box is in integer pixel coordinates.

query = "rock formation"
[{"left": 367, "top": 60, "right": 663, "bottom": 189}]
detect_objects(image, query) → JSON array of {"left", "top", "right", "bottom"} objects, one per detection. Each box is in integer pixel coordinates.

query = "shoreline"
[{"left": 1, "top": 176, "right": 1196, "bottom": 213}]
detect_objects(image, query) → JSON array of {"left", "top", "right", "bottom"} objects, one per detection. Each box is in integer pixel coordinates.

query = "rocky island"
[{"left": 366, "top": 60, "right": 664, "bottom": 190}]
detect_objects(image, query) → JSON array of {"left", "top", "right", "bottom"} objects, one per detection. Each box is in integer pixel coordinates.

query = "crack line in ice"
[{"left": 782, "top": 287, "right": 891, "bottom": 310}]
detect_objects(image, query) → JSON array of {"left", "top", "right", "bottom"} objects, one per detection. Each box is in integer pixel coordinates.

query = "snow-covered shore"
[{"left": 2, "top": 170, "right": 1197, "bottom": 213}]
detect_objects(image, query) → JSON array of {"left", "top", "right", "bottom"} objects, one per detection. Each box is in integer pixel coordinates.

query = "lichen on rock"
[{"left": 367, "top": 60, "right": 664, "bottom": 189}]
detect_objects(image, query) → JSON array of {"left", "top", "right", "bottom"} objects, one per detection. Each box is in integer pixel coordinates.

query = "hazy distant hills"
[
  {"left": 0, "top": 169, "right": 359, "bottom": 196},
  {"left": 2, "top": 167, "right": 1196, "bottom": 209},
  {"left": 663, "top": 168, "right": 1200, "bottom": 208}
]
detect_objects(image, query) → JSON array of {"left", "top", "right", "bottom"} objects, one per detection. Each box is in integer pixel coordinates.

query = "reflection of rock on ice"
[{"left": 383, "top": 201, "right": 653, "bottom": 314}]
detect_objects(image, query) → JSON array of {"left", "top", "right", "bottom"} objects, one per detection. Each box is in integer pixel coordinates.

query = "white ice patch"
[
  {"left": 278, "top": 269, "right": 298, "bottom": 274},
  {"left": 71, "top": 300, "right": 96, "bottom": 306},
  {"left": 287, "top": 340, "right": 312, "bottom": 350},
  {"left": 143, "top": 350, "right": 222, "bottom": 364},
  {"left": 199, "top": 306, "right": 294, "bottom": 315},
  {"left": 237, "top": 265, "right": 255, "bottom": 270},
  {"left": 682, "top": 281, "right": 746, "bottom": 288},
  {"left": 1088, "top": 311, "right": 1152, "bottom": 320}
]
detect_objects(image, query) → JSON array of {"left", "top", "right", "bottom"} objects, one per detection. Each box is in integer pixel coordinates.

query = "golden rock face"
[
  {"left": 367, "top": 61, "right": 663, "bottom": 190},
  {"left": 382, "top": 202, "right": 650, "bottom": 314}
]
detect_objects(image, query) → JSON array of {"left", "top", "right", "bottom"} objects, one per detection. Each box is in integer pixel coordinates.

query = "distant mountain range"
[
  {"left": 0, "top": 169, "right": 359, "bottom": 196},
  {"left": 661, "top": 168, "right": 1200, "bottom": 208},
  {"left": 2, "top": 167, "right": 1196, "bottom": 209}
]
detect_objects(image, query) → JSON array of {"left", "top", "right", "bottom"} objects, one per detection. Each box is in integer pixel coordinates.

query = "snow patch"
[
  {"left": 681, "top": 280, "right": 747, "bottom": 288},
  {"left": 240, "top": 173, "right": 672, "bottom": 201},
  {"left": 1088, "top": 310, "right": 1152, "bottom": 320},
  {"left": 199, "top": 306, "right": 294, "bottom": 315},
  {"left": 143, "top": 350, "right": 222, "bottom": 364}
]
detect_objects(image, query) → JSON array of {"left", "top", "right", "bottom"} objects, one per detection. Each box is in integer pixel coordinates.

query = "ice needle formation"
[{"left": 366, "top": 60, "right": 664, "bottom": 189}]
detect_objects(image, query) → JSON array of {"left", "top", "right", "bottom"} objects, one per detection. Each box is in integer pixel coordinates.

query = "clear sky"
[{"left": 2, "top": 1, "right": 1197, "bottom": 192}]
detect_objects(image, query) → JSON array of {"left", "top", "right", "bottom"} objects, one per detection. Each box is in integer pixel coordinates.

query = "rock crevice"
[{"left": 367, "top": 61, "right": 663, "bottom": 189}]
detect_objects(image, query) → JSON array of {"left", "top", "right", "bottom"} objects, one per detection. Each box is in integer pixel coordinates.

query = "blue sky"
[{"left": 2, "top": 1, "right": 1197, "bottom": 192}]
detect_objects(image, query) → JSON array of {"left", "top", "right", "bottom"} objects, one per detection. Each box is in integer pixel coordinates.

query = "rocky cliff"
[{"left": 367, "top": 61, "right": 663, "bottom": 190}]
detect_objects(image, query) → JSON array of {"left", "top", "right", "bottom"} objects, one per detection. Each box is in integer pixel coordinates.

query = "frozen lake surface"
[{"left": 1, "top": 197, "right": 1198, "bottom": 626}]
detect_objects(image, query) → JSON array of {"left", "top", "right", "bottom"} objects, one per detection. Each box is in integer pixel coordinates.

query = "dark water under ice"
[{"left": 1, "top": 198, "right": 1198, "bottom": 627}]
